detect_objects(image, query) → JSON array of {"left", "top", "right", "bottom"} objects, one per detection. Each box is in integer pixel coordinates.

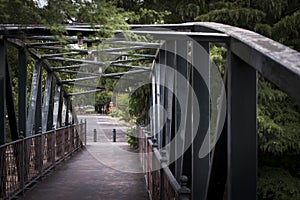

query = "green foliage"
[
  {"left": 176, "top": 0, "right": 206, "bottom": 21},
  {"left": 258, "top": 79, "right": 300, "bottom": 155},
  {"left": 125, "top": 126, "right": 139, "bottom": 149},
  {"left": 210, "top": 45, "right": 227, "bottom": 75},
  {"left": 109, "top": 107, "right": 121, "bottom": 118},
  {"left": 96, "top": 91, "right": 112, "bottom": 105},
  {"left": 129, "top": 84, "right": 151, "bottom": 125},
  {"left": 272, "top": 10, "right": 300, "bottom": 48},
  {"left": 258, "top": 167, "right": 300, "bottom": 199},
  {"left": 0, "top": 0, "right": 42, "bottom": 24},
  {"left": 113, "top": 93, "right": 132, "bottom": 122},
  {"left": 126, "top": 8, "right": 171, "bottom": 24},
  {"left": 254, "top": 24, "right": 273, "bottom": 38},
  {"left": 252, "top": 0, "right": 288, "bottom": 23},
  {"left": 196, "top": 8, "right": 266, "bottom": 29}
]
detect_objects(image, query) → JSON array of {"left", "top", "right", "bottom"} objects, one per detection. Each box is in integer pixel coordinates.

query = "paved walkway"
[{"left": 20, "top": 115, "right": 148, "bottom": 200}]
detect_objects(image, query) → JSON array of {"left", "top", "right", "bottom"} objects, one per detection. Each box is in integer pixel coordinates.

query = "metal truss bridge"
[{"left": 0, "top": 22, "right": 299, "bottom": 200}]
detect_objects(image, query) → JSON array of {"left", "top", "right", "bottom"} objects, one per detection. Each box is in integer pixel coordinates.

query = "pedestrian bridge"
[{"left": 0, "top": 23, "right": 299, "bottom": 200}]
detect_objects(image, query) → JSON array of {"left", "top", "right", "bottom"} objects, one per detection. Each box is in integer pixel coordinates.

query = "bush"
[
  {"left": 258, "top": 167, "right": 300, "bottom": 200},
  {"left": 109, "top": 108, "right": 122, "bottom": 118},
  {"left": 125, "top": 126, "right": 139, "bottom": 149}
]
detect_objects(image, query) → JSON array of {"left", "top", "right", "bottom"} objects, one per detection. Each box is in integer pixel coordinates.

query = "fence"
[
  {"left": 139, "top": 127, "right": 190, "bottom": 200},
  {"left": 0, "top": 122, "right": 86, "bottom": 199}
]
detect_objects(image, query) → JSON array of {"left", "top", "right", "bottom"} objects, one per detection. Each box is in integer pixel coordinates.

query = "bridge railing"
[
  {"left": 132, "top": 22, "right": 300, "bottom": 200},
  {"left": 139, "top": 126, "right": 191, "bottom": 200},
  {"left": 0, "top": 122, "right": 86, "bottom": 199}
]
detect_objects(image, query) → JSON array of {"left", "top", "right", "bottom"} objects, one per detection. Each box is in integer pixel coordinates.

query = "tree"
[{"left": 0, "top": 0, "right": 42, "bottom": 24}]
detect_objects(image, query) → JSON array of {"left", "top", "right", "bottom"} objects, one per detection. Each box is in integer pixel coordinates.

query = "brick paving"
[{"left": 20, "top": 116, "right": 148, "bottom": 200}]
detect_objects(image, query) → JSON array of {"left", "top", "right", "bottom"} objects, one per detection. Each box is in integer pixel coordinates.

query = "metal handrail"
[
  {"left": 139, "top": 127, "right": 191, "bottom": 200},
  {"left": 0, "top": 122, "right": 86, "bottom": 199}
]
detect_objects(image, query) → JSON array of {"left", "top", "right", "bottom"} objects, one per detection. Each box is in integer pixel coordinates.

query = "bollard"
[
  {"left": 93, "top": 129, "right": 97, "bottom": 142},
  {"left": 113, "top": 129, "right": 116, "bottom": 142}
]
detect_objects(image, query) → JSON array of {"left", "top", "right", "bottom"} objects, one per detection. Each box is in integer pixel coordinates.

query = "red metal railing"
[
  {"left": 0, "top": 122, "right": 86, "bottom": 199},
  {"left": 138, "top": 126, "right": 191, "bottom": 200}
]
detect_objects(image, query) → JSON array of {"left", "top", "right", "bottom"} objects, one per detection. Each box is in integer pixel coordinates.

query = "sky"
[{"left": 34, "top": 0, "right": 47, "bottom": 8}]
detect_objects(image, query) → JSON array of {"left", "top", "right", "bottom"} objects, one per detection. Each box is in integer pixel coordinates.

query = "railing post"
[
  {"left": 62, "top": 127, "right": 65, "bottom": 158},
  {"left": 52, "top": 127, "right": 56, "bottom": 164},
  {"left": 160, "top": 150, "right": 168, "bottom": 200},
  {"left": 152, "top": 138, "right": 158, "bottom": 199},
  {"left": 84, "top": 119, "right": 87, "bottom": 145},
  {"left": 80, "top": 119, "right": 83, "bottom": 146},
  {"left": 39, "top": 127, "right": 43, "bottom": 178},
  {"left": 20, "top": 134, "right": 25, "bottom": 196},
  {"left": 178, "top": 176, "right": 191, "bottom": 200},
  {"left": 70, "top": 125, "right": 73, "bottom": 154}
]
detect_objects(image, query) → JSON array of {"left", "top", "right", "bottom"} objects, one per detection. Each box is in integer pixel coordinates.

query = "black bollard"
[
  {"left": 113, "top": 129, "right": 116, "bottom": 142},
  {"left": 93, "top": 129, "right": 97, "bottom": 142}
]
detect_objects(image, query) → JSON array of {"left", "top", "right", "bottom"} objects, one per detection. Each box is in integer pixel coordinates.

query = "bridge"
[{"left": 0, "top": 23, "right": 299, "bottom": 200}]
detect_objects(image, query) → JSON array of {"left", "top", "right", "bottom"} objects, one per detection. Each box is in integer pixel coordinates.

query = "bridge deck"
[{"left": 20, "top": 115, "right": 148, "bottom": 200}]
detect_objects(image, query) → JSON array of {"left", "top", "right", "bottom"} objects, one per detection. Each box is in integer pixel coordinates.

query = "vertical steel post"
[
  {"left": 0, "top": 38, "right": 6, "bottom": 144},
  {"left": 35, "top": 67, "right": 42, "bottom": 135},
  {"left": 26, "top": 61, "right": 42, "bottom": 137},
  {"left": 156, "top": 55, "right": 161, "bottom": 146},
  {"left": 182, "top": 42, "right": 193, "bottom": 189},
  {"left": 57, "top": 90, "right": 63, "bottom": 128},
  {"left": 69, "top": 100, "right": 77, "bottom": 124},
  {"left": 174, "top": 40, "right": 189, "bottom": 181},
  {"left": 18, "top": 48, "right": 27, "bottom": 137},
  {"left": 192, "top": 41, "right": 210, "bottom": 200},
  {"left": 6, "top": 57, "right": 19, "bottom": 140},
  {"left": 47, "top": 79, "right": 55, "bottom": 131},
  {"left": 227, "top": 52, "right": 257, "bottom": 200},
  {"left": 64, "top": 98, "right": 69, "bottom": 126},
  {"left": 53, "top": 85, "right": 61, "bottom": 129},
  {"left": 61, "top": 97, "right": 67, "bottom": 126},
  {"left": 42, "top": 73, "right": 53, "bottom": 132},
  {"left": 151, "top": 59, "right": 157, "bottom": 139},
  {"left": 158, "top": 44, "right": 166, "bottom": 148},
  {"left": 164, "top": 40, "right": 176, "bottom": 175}
]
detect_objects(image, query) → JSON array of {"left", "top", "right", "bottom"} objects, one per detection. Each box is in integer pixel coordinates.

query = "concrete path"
[{"left": 20, "top": 115, "right": 148, "bottom": 200}]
